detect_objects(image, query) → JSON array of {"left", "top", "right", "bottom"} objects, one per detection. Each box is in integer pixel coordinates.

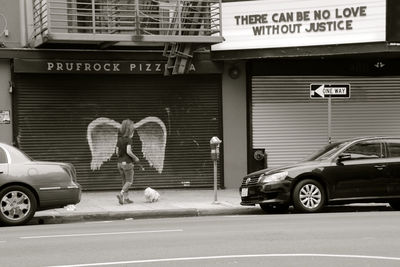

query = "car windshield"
[{"left": 305, "top": 141, "right": 348, "bottom": 161}]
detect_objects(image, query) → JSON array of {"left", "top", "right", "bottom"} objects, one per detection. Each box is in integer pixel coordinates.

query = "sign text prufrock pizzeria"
[
  {"left": 13, "top": 59, "right": 227, "bottom": 74},
  {"left": 45, "top": 61, "right": 179, "bottom": 73},
  {"left": 14, "top": 59, "right": 223, "bottom": 74}
]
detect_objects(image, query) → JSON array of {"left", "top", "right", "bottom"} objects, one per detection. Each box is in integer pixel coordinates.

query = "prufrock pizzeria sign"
[
  {"left": 212, "top": 0, "right": 386, "bottom": 51},
  {"left": 13, "top": 59, "right": 222, "bottom": 74}
]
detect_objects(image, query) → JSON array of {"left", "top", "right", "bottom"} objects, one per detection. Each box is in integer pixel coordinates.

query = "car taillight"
[
  {"left": 70, "top": 165, "right": 77, "bottom": 182},
  {"left": 62, "top": 164, "right": 77, "bottom": 182}
]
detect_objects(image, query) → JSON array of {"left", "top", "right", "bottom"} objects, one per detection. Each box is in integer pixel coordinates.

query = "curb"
[
  {"left": 29, "top": 208, "right": 261, "bottom": 225},
  {"left": 28, "top": 204, "right": 392, "bottom": 225}
]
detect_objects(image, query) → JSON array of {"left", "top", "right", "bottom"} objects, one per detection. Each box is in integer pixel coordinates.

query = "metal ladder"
[{"left": 163, "top": 0, "right": 209, "bottom": 75}]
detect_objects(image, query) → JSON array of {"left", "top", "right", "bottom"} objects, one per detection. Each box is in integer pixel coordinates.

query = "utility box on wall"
[
  {"left": 0, "top": 60, "right": 12, "bottom": 144},
  {"left": 248, "top": 148, "right": 268, "bottom": 173}
]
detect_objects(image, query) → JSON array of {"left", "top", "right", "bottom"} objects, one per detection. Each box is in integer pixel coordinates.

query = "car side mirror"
[{"left": 337, "top": 153, "right": 351, "bottom": 162}]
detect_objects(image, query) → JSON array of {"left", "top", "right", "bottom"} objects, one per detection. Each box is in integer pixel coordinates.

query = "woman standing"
[{"left": 115, "top": 119, "right": 140, "bottom": 205}]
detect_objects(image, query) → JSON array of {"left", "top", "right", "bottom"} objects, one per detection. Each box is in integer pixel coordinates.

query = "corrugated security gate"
[
  {"left": 252, "top": 76, "right": 400, "bottom": 168},
  {"left": 14, "top": 74, "right": 222, "bottom": 190}
]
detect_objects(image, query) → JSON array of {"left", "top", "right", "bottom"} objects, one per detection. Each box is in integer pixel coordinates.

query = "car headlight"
[{"left": 260, "top": 171, "right": 288, "bottom": 183}]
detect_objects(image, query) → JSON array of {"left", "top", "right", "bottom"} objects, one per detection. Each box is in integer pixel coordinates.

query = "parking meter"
[
  {"left": 210, "top": 136, "right": 222, "bottom": 203},
  {"left": 210, "top": 136, "right": 222, "bottom": 161}
]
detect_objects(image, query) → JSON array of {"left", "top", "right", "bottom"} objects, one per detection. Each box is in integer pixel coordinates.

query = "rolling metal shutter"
[
  {"left": 252, "top": 76, "right": 400, "bottom": 169},
  {"left": 14, "top": 74, "right": 222, "bottom": 190}
]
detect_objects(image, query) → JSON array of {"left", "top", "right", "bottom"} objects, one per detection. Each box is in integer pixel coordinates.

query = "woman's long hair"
[{"left": 120, "top": 119, "right": 135, "bottom": 137}]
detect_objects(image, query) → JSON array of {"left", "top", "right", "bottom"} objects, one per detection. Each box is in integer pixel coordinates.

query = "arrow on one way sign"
[{"left": 310, "top": 84, "right": 350, "bottom": 98}]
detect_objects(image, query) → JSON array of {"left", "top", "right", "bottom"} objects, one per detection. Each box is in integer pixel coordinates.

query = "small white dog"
[{"left": 144, "top": 187, "right": 160, "bottom": 202}]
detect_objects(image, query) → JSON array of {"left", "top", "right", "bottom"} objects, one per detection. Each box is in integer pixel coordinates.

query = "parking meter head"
[
  {"left": 210, "top": 136, "right": 222, "bottom": 160},
  {"left": 210, "top": 136, "right": 222, "bottom": 148}
]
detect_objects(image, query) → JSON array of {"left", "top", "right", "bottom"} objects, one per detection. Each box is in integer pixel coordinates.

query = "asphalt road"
[{"left": 1, "top": 210, "right": 400, "bottom": 267}]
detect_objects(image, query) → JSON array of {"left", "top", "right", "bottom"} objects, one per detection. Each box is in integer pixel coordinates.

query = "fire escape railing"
[{"left": 32, "top": 0, "right": 223, "bottom": 44}]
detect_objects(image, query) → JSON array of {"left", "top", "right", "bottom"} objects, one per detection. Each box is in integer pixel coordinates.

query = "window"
[
  {"left": 343, "top": 141, "right": 382, "bottom": 160},
  {"left": 0, "top": 147, "right": 8, "bottom": 163},
  {"left": 387, "top": 139, "right": 400, "bottom": 158},
  {"left": 306, "top": 141, "right": 348, "bottom": 161}
]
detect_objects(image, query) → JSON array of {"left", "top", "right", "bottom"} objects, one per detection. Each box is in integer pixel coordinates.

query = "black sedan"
[
  {"left": 0, "top": 142, "right": 81, "bottom": 226},
  {"left": 240, "top": 136, "right": 400, "bottom": 213}
]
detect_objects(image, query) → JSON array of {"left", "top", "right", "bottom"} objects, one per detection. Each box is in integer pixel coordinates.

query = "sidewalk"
[{"left": 31, "top": 189, "right": 262, "bottom": 225}]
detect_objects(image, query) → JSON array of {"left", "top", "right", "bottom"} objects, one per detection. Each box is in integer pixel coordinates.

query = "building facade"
[
  {"left": 0, "top": 0, "right": 246, "bottom": 190},
  {"left": 212, "top": 0, "right": 400, "bottom": 179}
]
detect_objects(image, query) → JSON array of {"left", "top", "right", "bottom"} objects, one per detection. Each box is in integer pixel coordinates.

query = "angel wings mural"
[{"left": 87, "top": 117, "right": 167, "bottom": 173}]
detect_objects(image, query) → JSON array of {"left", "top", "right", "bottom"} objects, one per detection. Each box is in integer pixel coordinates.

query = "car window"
[
  {"left": 306, "top": 141, "right": 348, "bottom": 161},
  {"left": 343, "top": 140, "right": 382, "bottom": 159},
  {"left": 0, "top": 147, "right": 8, "bottom": 163},
  {"left": 386, "top": 139, "right": 400, "bottom": 158}
]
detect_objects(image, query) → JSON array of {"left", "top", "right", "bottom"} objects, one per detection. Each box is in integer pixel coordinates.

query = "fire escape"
[
  {"left": 31, "top": 0, "right": 224, "bottom": 75},
  {"left": 163, "top": 0, "right": 213, "bottom": 75}
]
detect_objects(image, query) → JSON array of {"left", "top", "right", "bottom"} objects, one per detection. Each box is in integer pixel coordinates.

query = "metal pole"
[
  {"left": 328, "top": 95, "right": 332, "bottom": 144},
  {"left": 213, "top": 159, "right": 218, "bottom": 203},
  {"left": 135, "top": 0, "right": 140, "bottom": 35},
  {"left": 92, "top": 0, "right": 96, "bottom": 33},
  {"left": 178, "top": 0, "right": 181, "bottom": 36},
  {"left": 218, "top": 0, "right": 222, "bottom": 37}
]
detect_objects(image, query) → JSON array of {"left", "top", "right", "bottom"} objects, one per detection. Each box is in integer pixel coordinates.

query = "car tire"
[
  {"left": 0, "top": 185, "right": 37, "bottom": 226},
  {"left": 389, "top": 200, "right": 400, "bottom": 211},
  {"left": 293, "top": 179, "right": 325, "bottom": 213},
  {"left": 260, "top": 203, "right": 289, "bottom": 214}
]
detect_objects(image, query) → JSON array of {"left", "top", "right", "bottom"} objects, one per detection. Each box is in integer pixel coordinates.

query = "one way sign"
[{"left": 310, "top": 84, "right": 351, "bottom": 98}]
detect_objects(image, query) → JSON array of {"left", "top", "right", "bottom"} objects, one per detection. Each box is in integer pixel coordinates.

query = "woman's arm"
[
  {"left": 126, "top": 144, "right": 140, "bottom": 163},
  {"left": 126, "top": 144, "right": 145, "bottom": 170}
]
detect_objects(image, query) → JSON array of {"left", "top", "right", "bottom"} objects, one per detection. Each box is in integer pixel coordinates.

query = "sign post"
[
  {"left": 328, "top": 95, "right": 331, "bottom": 143},
  {"left": 310, "top": 84, "right": 351, "bottom": 143}
]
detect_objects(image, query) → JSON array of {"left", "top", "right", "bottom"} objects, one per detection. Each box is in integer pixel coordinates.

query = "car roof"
[
  {"left": 336, "top": 136, "right": 400, "bottom": 144},
  {"left": 0, "top": 142, "right": 15, "bottom": 150}
]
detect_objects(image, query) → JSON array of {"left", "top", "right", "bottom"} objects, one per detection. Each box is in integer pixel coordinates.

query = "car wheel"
[
  {"left": 260, "top": 203, "right": 289, "bottom": 214},
  {"left": 0, "top": 186, "right": 37, "bottom": 226},
  {"left": 389, "top": 200, "right": 400, "bottom": 211},
  {"left": 293, "top": 179, "right": 325, "bottom": 213}
]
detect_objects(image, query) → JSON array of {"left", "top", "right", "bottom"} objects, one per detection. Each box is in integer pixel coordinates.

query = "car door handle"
[{"left": 374, "top": 164, "right": 387, "bottom": 170}]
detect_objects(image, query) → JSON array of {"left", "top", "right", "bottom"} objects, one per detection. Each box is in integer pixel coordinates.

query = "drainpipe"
[{"left": 19, "top": 0, "right": 27, "bottom": 46}]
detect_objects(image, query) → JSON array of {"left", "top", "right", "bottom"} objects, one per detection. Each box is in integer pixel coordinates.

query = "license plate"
[{"left": 241, "top": 187, "right": 248, "bottom": 197}]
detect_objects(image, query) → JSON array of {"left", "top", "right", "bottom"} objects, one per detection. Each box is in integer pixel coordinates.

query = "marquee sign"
[{"left": 212, "top": 0, "right": 386, "bottom": 51}]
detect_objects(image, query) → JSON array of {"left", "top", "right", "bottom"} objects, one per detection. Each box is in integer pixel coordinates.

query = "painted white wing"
[
  {"left": 87, "top": 117, "right": 121, "bottom": 171},
  {"left": 135, "top": 117, "right": 167, "bottom": 174}
]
